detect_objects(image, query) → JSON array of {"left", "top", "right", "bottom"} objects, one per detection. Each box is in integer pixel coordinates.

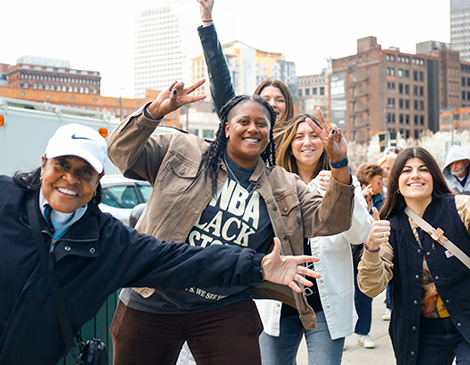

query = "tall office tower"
[
  {"left": 134, "top": 0, "right": 239, "bottom": 98},
  {"left": 451, "top": 0, "right": 470, "bottom": 61}
]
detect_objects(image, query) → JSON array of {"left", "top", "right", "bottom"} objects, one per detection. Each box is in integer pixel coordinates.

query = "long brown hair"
[
  {"left": 254, "top": 79, "right": 294, "bottom": 128},
  {"left": 275, "top": 114, "right": 330, "bottom": 181},
  {"left": 380, "top": 147, "right": 453, "bottom": 220}
]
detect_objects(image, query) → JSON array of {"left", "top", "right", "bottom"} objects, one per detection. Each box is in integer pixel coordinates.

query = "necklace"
[{"left": 224, "top": 155, "right": 254, "bottom": 192}]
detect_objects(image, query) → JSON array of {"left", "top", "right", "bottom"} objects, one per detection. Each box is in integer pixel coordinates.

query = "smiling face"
[
  {"left": 290, "top": 121, "right": 324, "bottom": 171},
  {"left": 398, "top": 157, "right": 433, "bottom": 206},
  {"left": 259, "top": 86, "right": 286, "bottom": 123},
  {"left": 225, "top": 100, "right": 271, "bottom": 168},
  {"left": 41, "top": 155, "right": 102, "bottom": 213}
]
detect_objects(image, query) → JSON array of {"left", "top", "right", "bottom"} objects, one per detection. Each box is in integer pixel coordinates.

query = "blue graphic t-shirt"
[{"left": 121, "top": 153, "right": 274, "bottom": 313}]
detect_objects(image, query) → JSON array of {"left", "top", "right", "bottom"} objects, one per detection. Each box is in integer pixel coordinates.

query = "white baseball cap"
[{"left": 45, "top": 123, "right": 108, "bottom": 174}]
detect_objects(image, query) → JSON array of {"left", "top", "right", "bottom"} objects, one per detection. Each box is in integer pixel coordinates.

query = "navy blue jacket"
[
  {"left": 0, "top": 176, "right": 264, "bottom": 364},
  {"left": 388, "top": 195, "right": 470, "bottom": 365}
]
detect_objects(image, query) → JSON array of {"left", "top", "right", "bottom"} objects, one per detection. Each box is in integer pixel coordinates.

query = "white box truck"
[{"left": 0, "top": 97, "right": 174, "bottom": 177}]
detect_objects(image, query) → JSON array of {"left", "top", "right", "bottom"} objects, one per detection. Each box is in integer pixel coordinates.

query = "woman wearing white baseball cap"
[{"left": 0, "top": 112, "right": 320, "bottom": 364}]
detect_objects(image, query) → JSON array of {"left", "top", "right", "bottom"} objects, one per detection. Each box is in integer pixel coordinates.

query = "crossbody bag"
[{"left": 404, "top": 206, "right": 470, "bottom": 270}]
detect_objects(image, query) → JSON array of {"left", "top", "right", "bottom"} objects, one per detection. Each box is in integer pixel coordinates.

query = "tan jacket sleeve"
[
  {"left": 299, "top": 175, "right": 355, "bottom": 238},
  {"left": 107, "top": 104, "right": 172, "bottom": 184},
  {"left": 357, "top": 242, "right": 394, "bottom": 298},
  {"left": 455, "top": 195, "right": 470, "bottom": 233}
]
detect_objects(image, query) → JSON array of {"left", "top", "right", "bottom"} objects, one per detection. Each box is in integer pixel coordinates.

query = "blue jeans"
[
  {"left": 354, "top": 270, "right": 372, "bottom": 335},
  {"left": 259, "top": 310, "right": 344, "bottom": 365},
  {"left": 416, "top": 317, "right": 470, "bottom": 365}
]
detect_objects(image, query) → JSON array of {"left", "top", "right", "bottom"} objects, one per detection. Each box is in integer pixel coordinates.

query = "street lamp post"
[{"left": 119, "top": 87, "right": 125, "bottom": 121}]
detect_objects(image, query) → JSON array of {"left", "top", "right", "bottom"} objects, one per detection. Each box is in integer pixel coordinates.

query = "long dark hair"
[
  {"left": 13, "top": 161, "right": 103, "bottom": 205},
  {"left": 199, "top": 95, "right": 277, "bottom": 194},
  {"left": 274, "top": 113, "right": 330, "bottom": 181},
  {"left": 380, "top": 147, "right": 453, "bottom": 220}
]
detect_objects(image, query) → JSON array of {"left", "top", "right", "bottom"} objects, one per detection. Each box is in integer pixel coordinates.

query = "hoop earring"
[
  {"left": 93, "top": 190, "right": 97, "bottom": 197},
  {"left": 397, "top": 189, "right": 400, "bottom": 194}
]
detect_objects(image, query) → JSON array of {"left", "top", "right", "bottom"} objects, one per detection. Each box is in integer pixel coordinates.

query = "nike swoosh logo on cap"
[{"left": 71, "top": 134, "right": 92, "bottom": 140}]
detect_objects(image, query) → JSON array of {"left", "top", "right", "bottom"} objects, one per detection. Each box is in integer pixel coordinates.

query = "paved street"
[{"left": 296, "top": 291, "right": 396, "bottom": 364}]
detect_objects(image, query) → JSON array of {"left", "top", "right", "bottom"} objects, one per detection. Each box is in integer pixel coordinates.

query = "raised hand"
[
  {"left": 366, "top": 207, "right": 391, "bottom": 251},
  {"left": 261, "top": 237, "right": 320, "bottom": 293},
  {"left": 304, "top": 108, "right": 347, "bottom": 164},
  {"left": 197, "top": 0, "right": 214, "bottom": 23},
  {"left": 147, "top": 80, "right": 207, "bottom": 120}
]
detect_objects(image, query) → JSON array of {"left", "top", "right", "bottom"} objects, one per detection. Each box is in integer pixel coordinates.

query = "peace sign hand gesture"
[{"left": 147, "top": 80, "right": 207, "bottom": 120}]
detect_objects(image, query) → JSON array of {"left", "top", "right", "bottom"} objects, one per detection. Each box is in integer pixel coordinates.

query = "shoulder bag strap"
[
  {"left": 26, "top": 195, "right": 80, "bottom": 361},
  {"left": 404, "top": 206, "right": 470, "bottom": 269}
]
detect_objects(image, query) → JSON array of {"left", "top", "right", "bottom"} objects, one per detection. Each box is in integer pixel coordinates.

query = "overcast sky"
[{"left": 3, "top": 0, "right": 450, "bottom": 98}]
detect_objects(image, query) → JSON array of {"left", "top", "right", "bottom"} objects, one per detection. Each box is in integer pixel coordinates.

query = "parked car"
[{"left": 99, "top": 175, "right": 152, "bottom": 226}]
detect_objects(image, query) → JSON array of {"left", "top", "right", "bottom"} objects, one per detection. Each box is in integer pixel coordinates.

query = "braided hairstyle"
[{"left": 199, "top": 95, "right": 277, "bottom": 194}]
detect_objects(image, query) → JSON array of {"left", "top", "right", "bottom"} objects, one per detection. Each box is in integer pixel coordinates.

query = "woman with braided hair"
[{"left": 107, "top": 82, "right": 355, "bottom": 365}]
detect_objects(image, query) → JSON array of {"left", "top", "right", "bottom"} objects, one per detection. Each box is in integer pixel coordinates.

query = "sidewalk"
[{"left": 296, "top": 291, "right": 395, "bottom": 364}]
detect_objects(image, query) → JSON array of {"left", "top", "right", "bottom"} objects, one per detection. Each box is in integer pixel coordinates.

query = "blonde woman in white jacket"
[{"left": 256, "top": 113, "right": 373, "bottom": 365}]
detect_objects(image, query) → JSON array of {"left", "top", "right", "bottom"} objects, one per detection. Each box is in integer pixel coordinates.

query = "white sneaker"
[
  {"left": 356, "top": 334, "right": 375, "bottom": 349},
  {"left": 382, "top": 308, "right": 392, "bottom": 321}
]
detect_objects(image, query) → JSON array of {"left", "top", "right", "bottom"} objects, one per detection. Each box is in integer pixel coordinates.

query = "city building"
[
  {"left": 451, "top": 0, "right": 470, "bottom": 61},
  {"left": 329, "top": 36, "right": 470, "bottom": 144},
  {"left": 134, "top": 0, "right": 240, "bottom": 98},
  {"left": 0, "top": 86, "right": 181, "bottom": 128},
  {"left": 7, "top": 56, "right": 101, "bottom": 95},
  {"left": 0, "top": 63, "right": 8, "bottom": 87},
  {"left": 297, "top": 70, "right": 328, "bottom": 117},
  {"left": 192, "top": 40, "right": 297, "bottom": 102}
]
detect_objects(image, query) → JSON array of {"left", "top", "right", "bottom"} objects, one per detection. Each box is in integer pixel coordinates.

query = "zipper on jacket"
[{"left": 49, "top": 238, "right": 57, "bottom": 271}]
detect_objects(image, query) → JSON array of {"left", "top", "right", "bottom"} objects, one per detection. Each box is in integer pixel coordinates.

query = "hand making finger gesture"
[
  {"left": 148, "top": 80, "right": 207, "bottom": 120},
  {"left": 366, "top": 207, "right": 391, "bottom": 252},
  {"left": 197, "top": 0, "right": 214, "bottom": 23},
  {"left": 261, "top": 237, "right": 321, "bottom": 293},
  {"left": 305, "top": 107, "right": 347, "bottom": 164}
]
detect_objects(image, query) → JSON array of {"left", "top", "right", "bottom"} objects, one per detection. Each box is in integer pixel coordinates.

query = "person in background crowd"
[
  {"left": 107, "top": 80, "right": 355, "bottom": 364},
  {"left": 358, "top": 146, "right": 470, "bottom": 365},
  {"left": 255, "top": 113, "right": 373, "bottom": 365},
  {"left": 378, "top": 153, "right": 398, "bottom": 321},
  {"left": 442, "top": 144, "right": 470, "bottom": 195},
  {"left": 351, "top": 163, "right": 386, "bottom": 349},
  {"left": 0, "top": 122, "right": 319, "bottom": 364}
]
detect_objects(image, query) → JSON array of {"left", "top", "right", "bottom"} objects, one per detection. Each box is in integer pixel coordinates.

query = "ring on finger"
[{"left": 383, "top": 233, "right": 387, "bottom": 238}]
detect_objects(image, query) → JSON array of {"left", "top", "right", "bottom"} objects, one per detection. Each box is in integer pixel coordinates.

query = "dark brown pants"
[{"left": 110, "top": 299, "right": 263, "bottom": 365}]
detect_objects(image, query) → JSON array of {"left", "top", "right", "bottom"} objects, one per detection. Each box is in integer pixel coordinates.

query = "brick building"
[
  {"left": 7, "top": 56, "right": 101, "bottom": 95},
  {"left": 0, "top": 87, "right": 181, "bottom": 128},
  {"left": 329, "top": 36, "right": 470, "bottom": 144}
]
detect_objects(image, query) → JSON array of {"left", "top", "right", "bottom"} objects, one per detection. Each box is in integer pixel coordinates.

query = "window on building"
[
  {"left": 398, "top": 69, "right": 403, "bottom": 77},
  {"left": 414, "top": 115, "right": 419, "bottom": 125},
  {"left": 389, "top": 113, "right": 396, "bottom": 123},
  {"left": 405, "top": 84, "right": 410, "bottom": 95},
  {"left": 467, "top": 77, "right": 470, "bottom": 86},
  {"left": 468, "top": 91, "right": 470, "bottom": 100},
  {"left": 305, "top": 88, "right": 310, "bottom": 95},
  {"left": 399, "top": 83, "right": 403, "bottom": 94},
  {"left": 57, "top": 85, "right": 61, "bottom": 91},
  {"left": 414, "top": 85, "right": 418, "bottom": 96},
  {"left": 420, "top": 101, "right": 424, "bottom": 111},
  {"left": 24, "top": 82, "right": 29, "bottom": 88},
  {"left": 405, "top": 100, "right": 410, "bottom": 109},
  {"left": 399, "top": 114, "right": 404, "bottom": 124},
  {"left": 399, "top": 99, "right": 404, "bottom": 109},
  {"left": 420, "top": 115, "right": 424, "bottom": 125},
  {"left": 320, "top": 87, "right": 325, "bottom": 95},
  {"left": 50, "top": 85, "right": 55, "bottom": 91},
  {"left": 203, "top": 129, "right": 215, "bottom": 139},
  {"left": 313, "top": 88, "right": 317, "bottom": 95},
  {"left": 298, "top": 89, "right": 302, "bottom": 97},
  {"left": 189, "top": 128, "right": 199, "bottom": 136},
  {"left": 387, "top": 97, "right": 395, "bottom": 108},
  {"left": 68, "top": 86, "right": 73, "bottom": 92},
  {"left": 406, "top": 130, "right": 410, "bottom": 139},
  {"left": 414, "top": 100, "right": 419, "bottom": 110},
  {"left": 464, "top": 91, "right": 466, "bottom": 100},
  {"left": 387, "top": 82, "right": 395, "bottom": 89},
  {"left": 405, "top": 70, "right": 410, "bottom": 78},
  {"left": 414, "top": 130, "right": 419, "bottom": 139},
  {"left": 419, "top": 71, "right": 424, "bottom": 82},
  {"left": 420, "top": 86, "right": 424, "bottom": 96},
  {"left": 413, "top": 71, "right": 418, "bottom": 81},
  {"left": 463, "top": 77, "right": 466, "bottom": 86}
]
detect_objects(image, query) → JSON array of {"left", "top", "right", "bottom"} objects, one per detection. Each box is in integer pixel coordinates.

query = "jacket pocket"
[
  {"left": 276, "top": 192, "right": 302, "bottom": 235},
  {"left": 160, "top": 154, "right": 200, "bottom": 194}
]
